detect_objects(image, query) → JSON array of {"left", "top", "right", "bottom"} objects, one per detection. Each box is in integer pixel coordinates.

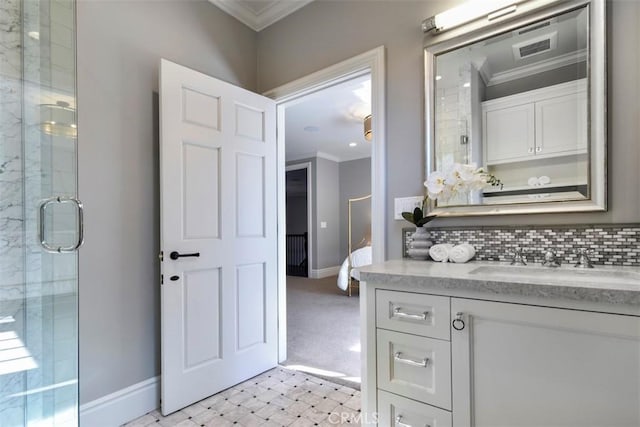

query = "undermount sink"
[{"left": 469, "top": 264, "right": 640, "bottom": 286}]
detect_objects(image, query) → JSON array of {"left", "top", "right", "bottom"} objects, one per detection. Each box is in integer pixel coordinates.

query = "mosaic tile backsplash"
[{"left": 403, "top": 224, "right": 640, "bottom": 266}]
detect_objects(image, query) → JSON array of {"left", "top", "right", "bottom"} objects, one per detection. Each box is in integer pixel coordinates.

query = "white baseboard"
[
  {"left": 80, "top": 376, "right": 159, "bottom": 427},
  {"left": 310, "top": 266, "right": 340, "bottom": 279}
]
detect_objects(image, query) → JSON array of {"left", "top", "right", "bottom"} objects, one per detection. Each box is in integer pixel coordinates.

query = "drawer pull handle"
[
  {"left": 395, "top": 415, "right": 430, "bottom": 427},
  {"left": 394, "top": 352, "right": 429, "bottom": 368},
  {"left": 393, "top": 307, "right": 429, "bottom": 321}
]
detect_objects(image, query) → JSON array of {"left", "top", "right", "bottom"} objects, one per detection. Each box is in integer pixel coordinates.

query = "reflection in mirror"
[{"left": 432, "top": 5, "right": 589, "bottom": 208}]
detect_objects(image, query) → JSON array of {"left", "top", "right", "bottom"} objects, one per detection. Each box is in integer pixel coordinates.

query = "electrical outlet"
[{"left": 394, "top": 196, "right": 424, "bottom": 220}]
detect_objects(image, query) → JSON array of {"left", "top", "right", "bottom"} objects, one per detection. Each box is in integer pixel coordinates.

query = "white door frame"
[
  {"left": 264, "top": 46, "right": 386, "bottom": 363},
  {"left": 285, "top": 162, "right": 313, "bottom": 278}
]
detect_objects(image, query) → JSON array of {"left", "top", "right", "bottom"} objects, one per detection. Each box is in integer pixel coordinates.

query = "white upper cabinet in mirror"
[{"left": 424, "top": 0, "right": 606, "bottom": 217}]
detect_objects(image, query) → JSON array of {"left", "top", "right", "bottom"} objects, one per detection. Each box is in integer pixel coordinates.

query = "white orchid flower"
[
  {"left": 425, "top": 171, "right": 446, "bottom": 199},
  {"left": 423, "top": 163, "right": 502, "bottom": 202}
]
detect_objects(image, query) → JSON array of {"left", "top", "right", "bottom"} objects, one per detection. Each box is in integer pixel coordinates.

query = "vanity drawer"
[
  {"left": 376, "top": 290, "right": 450, "bottom": 340},
  {"left": 377, "top": 329, "right": 451, "bottom": 410},
  {"left": 377, "top": 390, "right": 452, "bottom": 427}
]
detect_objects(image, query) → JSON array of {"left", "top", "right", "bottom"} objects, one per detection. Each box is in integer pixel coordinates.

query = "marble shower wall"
[
  {"left": 0, "top": 0, "right": 25, "bottom": 301},
  {"left": 0, "top": 0, "right": 28, "bottom": 423}
]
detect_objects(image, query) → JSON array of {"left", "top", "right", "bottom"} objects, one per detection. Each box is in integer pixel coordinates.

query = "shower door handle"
[{"left": 39, "top": 197, "right": 84, "bottom": 253}]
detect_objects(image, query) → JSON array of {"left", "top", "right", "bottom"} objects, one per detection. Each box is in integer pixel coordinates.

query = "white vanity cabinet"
[
  {"left": 361, "top": 263, "right": 640, "bottom": 427},
  {"left": 483, "top": 79, "right": 587, "bottom": 165},
  {"left": 451, "top": 298, "right": 640, "bottom": 427}
]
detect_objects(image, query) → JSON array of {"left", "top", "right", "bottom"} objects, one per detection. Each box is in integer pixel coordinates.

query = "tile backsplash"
[{"left": 403, "top": 224, "right": 640, "bottom": 266}]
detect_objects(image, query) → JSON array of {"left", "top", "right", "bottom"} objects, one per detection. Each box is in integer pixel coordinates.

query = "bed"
[{"left": 336, "top": 194, "right": 372, "bottom": 296}]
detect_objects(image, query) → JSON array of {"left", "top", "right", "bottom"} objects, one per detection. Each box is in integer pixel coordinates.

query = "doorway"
[
  {"left": 285, "top": 164, "right": 312, "bottom": 278},
  {"left": 267, "top": 47, "right": 386, "bottom": 390}
]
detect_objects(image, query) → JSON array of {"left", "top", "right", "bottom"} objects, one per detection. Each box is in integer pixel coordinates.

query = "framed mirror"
[{"left": 425, "top": 0, "right": 606, "bottom": 216}]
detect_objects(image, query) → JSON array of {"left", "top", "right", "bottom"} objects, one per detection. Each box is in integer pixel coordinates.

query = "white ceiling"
[
  {"left": 436, "top": 7, "right": 586, "bottom": 88},
  {"left": 208, "top": 0, "right": 314, "bottom": 31},
  {"left": 285, "top": 74, "right": 372, "bottom": 163}
]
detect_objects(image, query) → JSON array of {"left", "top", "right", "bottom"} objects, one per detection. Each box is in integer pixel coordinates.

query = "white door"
[{"left": 159, "top": 59, "right": 278, "bottom": 415}]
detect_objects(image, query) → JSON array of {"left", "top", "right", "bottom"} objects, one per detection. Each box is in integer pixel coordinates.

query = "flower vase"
[{"left": 407, "top": 226, "right": 432, "bottom": 260}]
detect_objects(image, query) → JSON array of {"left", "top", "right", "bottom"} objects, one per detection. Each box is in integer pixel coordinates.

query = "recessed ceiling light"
[
  {"left": 349, "top": 142, "right": 357, "bottom": 147},
  {"left": 463, "top": 82, "right": 471, "bottom": 88},
  {"left": 303, "top": 126, "right": 319, "bottom": 132},
  {"left": 28, "top": 31, "right": 40, "bottom": 40},
  {"left": 435, "top": 75, "right": 442, "bottom": 80}
]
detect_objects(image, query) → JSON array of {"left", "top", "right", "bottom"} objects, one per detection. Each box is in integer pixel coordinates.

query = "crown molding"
[
  {"left": 487, "top": 48, "right": 587, "bottom": 86},
  {"left": 209, "top": 0, "right": 314, "bottom": 32}
]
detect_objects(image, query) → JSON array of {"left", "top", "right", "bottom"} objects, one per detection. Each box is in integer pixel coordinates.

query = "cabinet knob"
[
  {"left": 536, "top": 146, "right": 542, "bottom": 153},
  {"left": 528, "top": 147, "right": 534, "bottom": 154},
  {"left": 452, "top": 312, "right": 466, "bottom": 331}
]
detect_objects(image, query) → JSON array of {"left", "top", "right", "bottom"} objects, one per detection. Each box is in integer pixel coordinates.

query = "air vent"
[
  {"left": 519, "top": 39, "right": 551, "bottom": 57},
  {"left": 512, "top": 31, "right": 557, "bottom": 61},
  {"left": 518, "top": 21, "right": 551, "bottom": 35}
]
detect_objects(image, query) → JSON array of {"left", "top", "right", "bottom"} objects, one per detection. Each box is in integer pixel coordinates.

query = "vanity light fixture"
[
  {"left": 363, "top": 114, "right": 372, "bottom": 141},
  {"left": 422, "top": 0, "right": 525, "bottom": 33}
]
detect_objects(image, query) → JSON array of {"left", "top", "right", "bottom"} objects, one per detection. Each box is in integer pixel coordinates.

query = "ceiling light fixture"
[
  {"left": 422, "top": 0, "right": 525, "bottom": 33},
  {"left": 28, "top": 31, "right": 40, "bottom": 40},
  {"left": 363, "top": 114, "right": 372, "bottom": 142},
  {"left": 435, "top": 75, "right": 442, "bottom": 80},
  {"left": 349, "top": 142, "right": 358, "bottom": 147}
]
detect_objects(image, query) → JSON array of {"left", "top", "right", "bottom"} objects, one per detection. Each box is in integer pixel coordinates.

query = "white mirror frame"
[{"left": 425, "top": 0, "right": 606, "bottom": 217}]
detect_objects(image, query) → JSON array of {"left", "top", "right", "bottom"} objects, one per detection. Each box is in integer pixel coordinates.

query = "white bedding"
[{"left": 337, "top": 246, "right": 372, "bottom": 291}]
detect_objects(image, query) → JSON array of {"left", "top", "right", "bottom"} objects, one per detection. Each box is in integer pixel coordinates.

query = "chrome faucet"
[
  {"left": 510, "top": 247, "right": 527, "bottom": 266},
  {"left": 574, "top": 248, "right": 594, "bottom": 268},
  {"left": 542, "top": 249, "right": 561, "bottom": 267}
]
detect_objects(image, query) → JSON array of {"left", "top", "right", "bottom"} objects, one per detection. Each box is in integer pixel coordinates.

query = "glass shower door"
[{"left": 0, "top": 0, "right": 80, "bottom": 426}]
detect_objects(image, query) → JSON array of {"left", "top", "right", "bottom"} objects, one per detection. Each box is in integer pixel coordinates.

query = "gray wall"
[
  {"left": 258, "top": 0, "right": 640, "bottom": 260},
  {"left": 314, "top": 157, "right": 341, "bottom": 270},
  {"left": 339, "top": 158, "right": 372, "bottom": 260},
  {"left": 77, "top": 0, "right": 256, "bottom": 403}
]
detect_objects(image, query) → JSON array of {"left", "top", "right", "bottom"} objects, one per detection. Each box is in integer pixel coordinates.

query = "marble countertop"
[{"left": 359, "top": 260, "right": 640, "bottom": 306}]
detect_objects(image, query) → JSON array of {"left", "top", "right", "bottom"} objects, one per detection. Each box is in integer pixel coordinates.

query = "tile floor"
[{"left": 123, "top": 367, "right": 362, "bottom": 426}]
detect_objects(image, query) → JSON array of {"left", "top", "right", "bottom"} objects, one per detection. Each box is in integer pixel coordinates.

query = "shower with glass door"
[{"left": 0, "top": 0, "right": 80, "bottom": 425}]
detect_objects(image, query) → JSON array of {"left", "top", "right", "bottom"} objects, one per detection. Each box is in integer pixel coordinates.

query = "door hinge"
[
  {"left": 158, "top": 251, "right": 164, "bottom": 262},
  {"left": 161, "top": 274, "right": 164, "bottom": 285}
]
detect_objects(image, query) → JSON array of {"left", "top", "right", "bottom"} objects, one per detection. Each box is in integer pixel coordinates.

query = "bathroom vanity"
[{"left": 359, "top": 260, "right": 640, "bottom": 427}]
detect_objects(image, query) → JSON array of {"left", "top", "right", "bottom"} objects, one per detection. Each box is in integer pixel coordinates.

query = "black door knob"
[{"left": 169, "top": 251, "right": 200, "bottom": 260}]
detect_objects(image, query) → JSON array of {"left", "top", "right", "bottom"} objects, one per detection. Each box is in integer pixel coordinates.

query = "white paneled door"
[{"left": 159, "top": 59, "right": 278, "bottom": 415}]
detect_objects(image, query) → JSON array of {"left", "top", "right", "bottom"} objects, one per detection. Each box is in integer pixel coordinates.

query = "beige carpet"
[{"left": 283, "top": 275, "right": 361, "bottom": 389}]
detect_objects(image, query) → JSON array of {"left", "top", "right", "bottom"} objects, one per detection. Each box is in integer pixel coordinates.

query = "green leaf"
[
  {"left": 401, "top": 212, "right": 416, "bottom": 224},
  {"left": 412, "top": 207, "right": 423, "bottom": 224}
]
